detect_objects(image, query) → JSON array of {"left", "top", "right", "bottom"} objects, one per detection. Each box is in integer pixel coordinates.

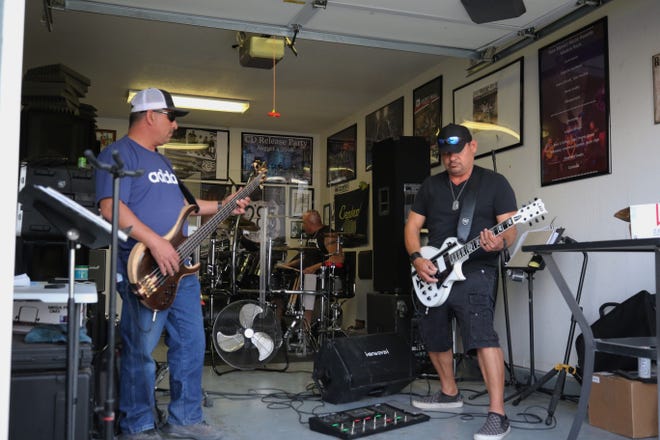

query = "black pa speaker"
[
  {"left": 461, "top": 0, "right": 526, "bottom": 24},
  {"left": 312, "top": 333, "right": 417, "bottom": 404}
]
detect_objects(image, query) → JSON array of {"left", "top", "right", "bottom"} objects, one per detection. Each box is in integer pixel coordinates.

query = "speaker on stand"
[{"left": 372, "top": 136, "right": 429, "bottom": 293}]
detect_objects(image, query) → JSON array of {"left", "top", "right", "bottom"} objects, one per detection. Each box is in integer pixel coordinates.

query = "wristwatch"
[{"left": 409, "top": 251, "right": 422, "bottom": 263}]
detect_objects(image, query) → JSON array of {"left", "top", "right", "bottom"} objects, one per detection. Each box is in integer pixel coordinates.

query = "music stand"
[
  {"left": 23, "top": 183, "right": 127, "bottom": 440},
  {"left": 503, "top": 227, "right": 563, "bottom": 403}
]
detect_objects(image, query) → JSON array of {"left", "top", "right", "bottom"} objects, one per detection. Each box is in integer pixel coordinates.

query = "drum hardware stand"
[{"left": 511, "top": 240, "right": 588, "bottom": 423}]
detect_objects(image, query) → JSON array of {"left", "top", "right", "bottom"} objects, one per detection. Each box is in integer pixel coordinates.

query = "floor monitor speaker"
[{"left": 313, "top": 333, "right": 417, "bottom": 404}]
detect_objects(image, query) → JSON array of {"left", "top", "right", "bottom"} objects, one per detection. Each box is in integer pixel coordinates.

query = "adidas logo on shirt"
[{"left": 148, "top": 169, "right": 179, "bottom": 184}]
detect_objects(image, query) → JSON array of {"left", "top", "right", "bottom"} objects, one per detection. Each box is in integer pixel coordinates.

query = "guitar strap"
[
  {"left": 456, "top": 166, "right": 482, "bottom": 244},
  {"left": 178, "top": 181, "right": 200, "bottom": 213}
]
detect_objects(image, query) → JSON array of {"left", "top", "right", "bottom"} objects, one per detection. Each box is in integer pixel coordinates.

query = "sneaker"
[
  {"left": 474, "top": 412, "right": 511, "bottom": 440},
  {"left": 411, "top": 391, "right": 463, "bottom": 410},
  {"left": 118, "top": 429, "right": 163, "bottom": 440},
  {"left": 162, "top": 421, "right": 224, "bottom": 440}
]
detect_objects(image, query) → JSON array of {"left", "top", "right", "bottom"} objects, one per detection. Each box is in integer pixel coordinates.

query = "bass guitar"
[
  {"left": 411, "top": 199, "right": 547, "bottom": 308},
  {"left": 128, "top": 161, "right": 267, "bottom": 311}
]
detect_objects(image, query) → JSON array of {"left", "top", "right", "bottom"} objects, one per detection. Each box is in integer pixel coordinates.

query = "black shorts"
[{"left": 418, "top": 267, "right": 500, "bottom": 353}]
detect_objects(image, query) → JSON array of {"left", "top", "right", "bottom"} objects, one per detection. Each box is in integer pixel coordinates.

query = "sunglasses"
[
  {"left": 153, "top": 109, "right": 176, "bottom": 122},
  {"left": 438, "top": 136, "right": 463, "bottom": 145}
]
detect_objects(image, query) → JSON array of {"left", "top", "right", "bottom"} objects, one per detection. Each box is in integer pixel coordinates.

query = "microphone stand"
[{"left": 85, "top": 149, "right": 143, "bottom": 440}]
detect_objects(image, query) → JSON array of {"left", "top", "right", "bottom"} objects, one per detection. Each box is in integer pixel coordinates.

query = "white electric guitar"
[{"left": 411, "top": 199, "right": 548, "bottom": 308}]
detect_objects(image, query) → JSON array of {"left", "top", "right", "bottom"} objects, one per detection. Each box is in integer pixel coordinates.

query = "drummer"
[{"left": 282, "top": 209, "right": 344, "bottom": 326}]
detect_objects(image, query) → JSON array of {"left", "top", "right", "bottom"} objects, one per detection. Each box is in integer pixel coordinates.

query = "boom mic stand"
[{"left": 85, "top": 149, "right": 143, "bottom": 440}]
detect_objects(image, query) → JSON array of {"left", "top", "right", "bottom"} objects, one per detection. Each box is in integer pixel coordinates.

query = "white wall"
[
  {"left": 2, "top": 0, "right": 26, "bottom": 437},
  {"left": 318, "top": 0, "right": 660, "bottom": 372}
]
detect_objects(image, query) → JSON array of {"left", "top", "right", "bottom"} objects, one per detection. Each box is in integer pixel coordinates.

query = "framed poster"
[
  {"left": 453, "top": 57, "right": 524, "bottom": 160},
  {"left": 241, "top": 132, "right": 312, "bottom": 184},
  {"left": 413, "top": 75, "right": 443, "bottom": 167},
  {"left": 95, "top": 129, "right": 116, "bottom": 150},
  {"left": 289, "top": 187, "right": 314, "bottom": 218},
  {"left": 365, "top": 97, "right": 404, "bottom": 171},
  {"left": 241, "top": 184, "right": 287, "bottom": 240},
  {"left": 162, "top": 127, "right": 229, "bottom": 180},
  {"left": 290, "top": 220, "right": 303, "bottom": 239},
  {"left": 327, "top": 124, "right": 357, "bottom": 186},
  {"left": 653, "top": 53, "right": 660, "bottom": 124},
  {"left": 323, "top": 203, "right": 332, "bottom": 227},
  {"left": 539, "top": 18, "right": 610, "bottom": 186}
]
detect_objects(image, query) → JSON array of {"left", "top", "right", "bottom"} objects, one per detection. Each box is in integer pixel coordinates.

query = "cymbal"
[
  {"left": 218, "top": 216, "right": 259, "bottom": 231},
  {"left": 326, "top": 232, "right": 365, "bottom": 240},
  {"left": 274, "top": 263, "right": 299, "bottom": 271},
  {"left": 271, "top": 244, "right": 318, "bottom": 252}
]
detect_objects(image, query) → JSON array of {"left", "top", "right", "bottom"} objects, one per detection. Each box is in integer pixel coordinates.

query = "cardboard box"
[
  {"left": 589, "top": 372, "right": 658, "bottom": 438},
  {"left": 630, "top": 204, "right": 660, "bottom": 239}
]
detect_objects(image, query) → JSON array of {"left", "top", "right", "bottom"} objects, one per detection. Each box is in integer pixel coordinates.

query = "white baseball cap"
[{"left": 130, "top": 88, "right": 189, "bottom": 116}]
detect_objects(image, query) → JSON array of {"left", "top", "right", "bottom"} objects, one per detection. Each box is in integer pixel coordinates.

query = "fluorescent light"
[
  {"left": 160, "top": 142, "right": 209, "bottom": 151},
  {"left": 127, "top": 90, "right": 249, "bottom": 113}
]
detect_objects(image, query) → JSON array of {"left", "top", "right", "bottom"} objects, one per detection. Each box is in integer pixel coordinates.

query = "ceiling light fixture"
[{"left": 127, "top": 90, "right": 249, "bottom": 113}]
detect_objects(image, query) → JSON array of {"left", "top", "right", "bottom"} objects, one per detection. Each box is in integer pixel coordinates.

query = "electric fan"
[{"left": 212, "top": 300, "right": 282, "bottom": 369}]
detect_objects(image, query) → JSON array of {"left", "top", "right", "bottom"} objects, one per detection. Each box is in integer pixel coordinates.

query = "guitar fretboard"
[{"left": 447, "top": 217, "right": 515, "bottom": 265}]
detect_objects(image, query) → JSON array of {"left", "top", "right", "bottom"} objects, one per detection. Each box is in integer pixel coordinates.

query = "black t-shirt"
[{"left": 411, "top": 166, "right": 517, "bottom": 269}]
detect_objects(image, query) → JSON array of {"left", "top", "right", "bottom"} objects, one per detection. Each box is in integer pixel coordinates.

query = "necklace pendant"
[{"left": 452, "top": 200, "right": 460, "bottom": 211}]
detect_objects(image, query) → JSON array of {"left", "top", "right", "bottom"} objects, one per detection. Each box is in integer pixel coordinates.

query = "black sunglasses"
[
  {"left": 438, "top": 135, "right": 463, "bottom": 145},
  {"left": 153, "top": 109, "right": 176, "bottom": 122}
]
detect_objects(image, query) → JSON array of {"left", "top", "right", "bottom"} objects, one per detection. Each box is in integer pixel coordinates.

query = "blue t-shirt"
[
  {"left": 411, "top": 166, "right": 517, "bottom": 269},
  {"left": 95, "top": 136, "right": 186, "bottom": 253}
]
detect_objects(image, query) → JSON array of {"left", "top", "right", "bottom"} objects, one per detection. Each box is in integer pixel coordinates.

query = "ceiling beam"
[{"left": 61, "top": 0, "right": 478, "bottom": 58}]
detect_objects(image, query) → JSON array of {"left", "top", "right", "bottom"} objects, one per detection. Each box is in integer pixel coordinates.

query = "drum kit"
[{"left": 200, "top": 215, "right": 359, "bottom": 357}]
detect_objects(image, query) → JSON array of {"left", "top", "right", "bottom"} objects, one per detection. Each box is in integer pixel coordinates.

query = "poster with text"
[{"left": 539, "top": 17, "right": 610, "bottom": 186}]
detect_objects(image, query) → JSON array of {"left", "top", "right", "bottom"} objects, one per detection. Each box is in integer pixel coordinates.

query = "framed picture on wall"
[
  {"left": 289, "top": 187, "right": 314, "bottom": 218},
  {"left": 453, "top": 57, "right": 524, "bottom": 160},
  {"left": 539, "top": 18, "right": 610, "bottom": 186},
  {"left": 241, "top": 132, "right": 312, "bottom": 184},
  {"left": 163, "top": 127, "right": 229, "bottom": 180},
  {"left": 327, "top": 124, "right": 357, "bottom": 186},
  {"left": 413, "top": 75, "right": 443, "bottom": 167},
  {"left": 95, "top": 129, "right": 116, "bottom": 150},
  {"left": 365, "top": 97, "right": 404, "bottom": 171}
]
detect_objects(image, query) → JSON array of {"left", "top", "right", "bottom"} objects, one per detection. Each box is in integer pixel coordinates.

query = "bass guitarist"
[
  {"left": 95, "top": 88, "right": 249, "bottom": 440},
  {"left": 404, "top": 123, "right": 517, "bottom": 440}
]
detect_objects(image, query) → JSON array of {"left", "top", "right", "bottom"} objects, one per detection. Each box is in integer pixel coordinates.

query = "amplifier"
[{"left": 313, "top": 333, "right": 417, "bottom": 404}]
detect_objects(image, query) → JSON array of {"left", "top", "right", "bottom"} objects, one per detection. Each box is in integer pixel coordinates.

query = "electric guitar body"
[
  {"left": 127, "top": 161, "right": 266, "bottom": 311},
  {"left": 411, "top": 199, "right": 548, "bottom": 308}
]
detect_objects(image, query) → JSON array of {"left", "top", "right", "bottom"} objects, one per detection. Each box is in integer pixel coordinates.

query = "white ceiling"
[{"left": 22, "top": 0, "right": 610, "bottom": 134}]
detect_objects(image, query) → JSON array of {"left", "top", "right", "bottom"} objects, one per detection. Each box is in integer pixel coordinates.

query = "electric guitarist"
[
  {"left": 403, "top": 123, "right": 517, "bottom": 440},
  {"left": 95, "top": 88, "right": 249, "bottom": 440}
]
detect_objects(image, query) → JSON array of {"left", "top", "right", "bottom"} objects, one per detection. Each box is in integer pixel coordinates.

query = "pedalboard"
[{"left": 308, "top": 401, "right": 430, "bottom": 439}]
